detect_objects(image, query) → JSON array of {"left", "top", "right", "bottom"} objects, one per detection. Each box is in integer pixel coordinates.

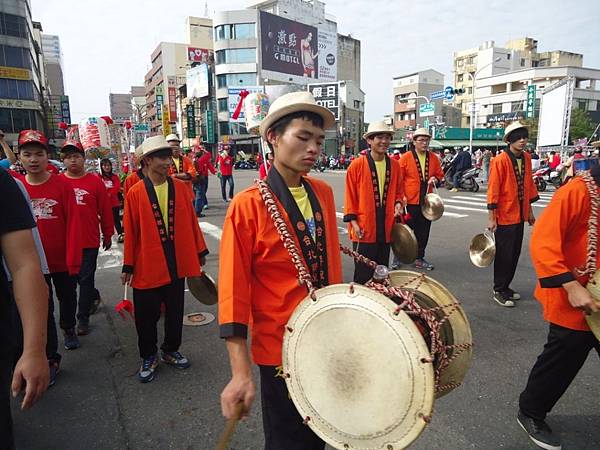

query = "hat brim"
[
  {"left": 503, "top": 124, "right": 527, "bottom": 142},
  {"left": 142, "top": 145, "right": 172, "bottom": 158},
  {"left": 260, "top": 103, "right": 336, "bottom": 140},
  {"left": 412, "top": 132, "right": 432, "bottom": 139},
  {"left": 19, "top": 141, "right": 49, "bottom": 151},
  {"left": 60, "top": 145, "right": 84, "bottom": 154},
  {"left": 363, "top": 130, "right": 394, "bottom": 140}
]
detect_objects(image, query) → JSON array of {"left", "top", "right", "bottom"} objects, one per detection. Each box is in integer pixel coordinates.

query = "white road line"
[
  {"left": 97, "top": 246, "right": 124, "bottom": 270},
  {"left": 336, "top": 212, "right": 344, "bottom": 219},
  {"left": 199, "top": 221, "right": 223, "bottom": 240},
  {"left": 445, "top": 198, "right": 488, "bottom": 207},
  {"left": 442, "top": 212, "right": 469, "bottom": 218},
  {"left": 445, "top": 204, "right": 488, "bottom": 213}
]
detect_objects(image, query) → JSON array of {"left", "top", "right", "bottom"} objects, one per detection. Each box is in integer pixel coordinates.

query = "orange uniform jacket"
[
  {"left": 487, "top": 150, "right": 539, "bottom": 225},
  {"left": 169, "top": 155, "right": 196, "bottom": 196},
  {"left": 122, "top": 177, "right": 208, "bottom": 290},
  {"left": 218, "top": 171, "right": 343, "bottom": 366},
  {"left": 399, "top": 150, "right": 444, "bottom": 205},
  {"left": 124, "top": 169, "right": 144, "bottom": 196},
  {"left": 343, "top": 154, "right": 404, "bottom": 243},
  {"left": 530, "top": 176, "right": 598, "bottom": 331}
]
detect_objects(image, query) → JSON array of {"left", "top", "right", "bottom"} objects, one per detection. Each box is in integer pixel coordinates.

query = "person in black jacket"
[{"left": 450, "top": 147, "right": 472, "bottom": 192}]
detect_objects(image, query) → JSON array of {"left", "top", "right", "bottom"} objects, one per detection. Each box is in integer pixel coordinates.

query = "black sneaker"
[
  {"left": 63, "top": 328, "right": 81, "bottom": 350},
  {"left": 161, "top": 350, "right": 191, "bottom": 369},
  {"left": 517, "top": 410, "right": 561, "bottom": 450},
  {"left": 493, "top": 290, "right": 515, "bottom": 307},
  {"left": 48, "top": 360, "right": 60, "bottom": 387},
  {"left": 77, "top": 320, "right": 90, "bottom": 336},
  {"left": 506, "top": 288, "right": 521, "bottom": 301},
  {"left": 138, "top": 355, "right": 158, "bottom": 383}
]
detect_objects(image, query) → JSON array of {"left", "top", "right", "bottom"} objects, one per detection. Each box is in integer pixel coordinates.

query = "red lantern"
[
  {"left": 124, "top": 120, "right": 132, "bottom": 129},
  {"left": 57, "top": 121, "right": 68, "bottom": 130},
  {"left": 100, "top": 116, "right": 114, "bottom": 125}
]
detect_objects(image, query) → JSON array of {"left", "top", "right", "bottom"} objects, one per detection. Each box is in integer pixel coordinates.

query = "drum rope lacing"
[
  {"left": 256, "top": 179, "right": 470, "bottom": 396},
  {"left": 576, "top": 171, "right": 599, "bottom": 277}
]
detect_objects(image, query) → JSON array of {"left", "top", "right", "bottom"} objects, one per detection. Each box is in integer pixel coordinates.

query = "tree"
[
  {"left": 569, "top": 108, "right": 596, "bottom": 143},
  {"left": 522, "top": 117, "right": 538, "bottom": 142}
]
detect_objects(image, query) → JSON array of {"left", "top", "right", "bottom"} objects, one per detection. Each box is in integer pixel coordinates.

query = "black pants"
[
  {"left": 352, "top": 242, "right": 390, "bottom": 284},
  {"left": 220, "top": 175, "right": 234, "bottom": 201},
  {"left": 112, "top": 207, "right": 123, "bottom": 235},
  {"left": 493, "top": 222, "right": 524, "bottom": 292},
  {"left": 77, "top": 248, "right": 99, "bottom": 324},
  {"left": 0, "top": 355, "right": 14, "bottom": 450},
  {"left": 45, "top": 273, "right": 77, "bottom": 362},
  {"left": 519, "top": 323, "right": 600, "bottom": 420},
  {"left": 259, "top": 365, "right": 325, "bottom": 450},
  {"left": 406, "top": 204, "right": 432, "bottom": 260},
  {"left": 132, "top": 279, "right": 185, "bottom": 359}
]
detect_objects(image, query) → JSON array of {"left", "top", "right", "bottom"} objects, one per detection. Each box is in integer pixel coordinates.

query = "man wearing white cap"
[
  {"left": 344, "top": 121, "right": 404, "bottom": 283},
  {"left": 166, "top": 134, "right": 196, "bottom": 198},
  {"left": 399, "top": 128, "right": 444, "bottom": 270},
  {"left": 487, "top": 122, "right": 538, "bottom": 307},
  {"left": 219, "top": 91, "right": 342, "bottom": 448}
]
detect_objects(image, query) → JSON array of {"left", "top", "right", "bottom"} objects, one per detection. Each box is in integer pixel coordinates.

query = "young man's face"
[
  {"left": 63, "top": 151, "right": 85, "bottom": 174},
  {"left": 414, "top": 136, "right": 431, "bottom": 152},
  {"left": 268, "top": 117, "right": 324, "bottom": 173},
  {"left": 510, "top": 135, "right": 528, "bottom": 152},
  {"left": 145, "top": 153, "right": 172, "bottom": 177},
  {"left": 367, "top": 133, "right": 391, "bottom": 156},
  {"left": 19, "top": 145, "right": 48, "bottom": 174},
  {"left": 169, "top": 140, "right": 181, "bottom": 157}
]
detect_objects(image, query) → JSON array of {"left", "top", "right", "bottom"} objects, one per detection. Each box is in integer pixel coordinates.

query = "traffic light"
[{"left": 453, "top": 88, "right": 466, "bottom": 95}]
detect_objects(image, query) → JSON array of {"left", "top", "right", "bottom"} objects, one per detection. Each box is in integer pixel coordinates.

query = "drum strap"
[{"left": 576, "top": 171, "right": 600, "bottom": 277}]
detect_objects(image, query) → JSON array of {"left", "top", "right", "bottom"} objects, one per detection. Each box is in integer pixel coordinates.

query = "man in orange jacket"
[
  {"left": 516, "top": 166, "right": 599, "bottom": 450},
  {"left": 398, "top": 128, "right": 444, "bottom": 270},
  {"left": 344, "top": 121, "right": 404, "bottom": 283},
  {"left": 219, "top": 92, "right": 342, "bottom": 449},
  {"left": 121, "top": 135, "right": 208, "bottom": 383},
  {"left": 487, "top": 122, "right": 538, "bottom": 307},
  {"left": 166, "top": 134, "right": 196, "bottom": 197}
]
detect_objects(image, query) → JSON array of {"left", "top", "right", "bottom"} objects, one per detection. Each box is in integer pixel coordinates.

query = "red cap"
[
  {"left": 18, "top": 129, "right": 49, "bottom": 150},
  {"left": 61, "top": 139, "right": 84, "bottom": 153}
]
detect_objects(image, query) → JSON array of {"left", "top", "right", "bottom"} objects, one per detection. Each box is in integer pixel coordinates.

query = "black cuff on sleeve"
[
  {"left": 539, "top": 271, "right": 576, "bottom": 288},
  {"left": 343, "top": 214, "right": 357, "bottom": 223},
  {"left": 530, "top": 195, "right": 540, "bottom": 204},
  {"left": 219, "top": 323, "right": 248, "bottom": 339},
  {"left": 122, "top": 265, "right": 133, "bottom": 274},
  {"left": 487, "top": 203, "right": 497, "bottom": 210},
  {"left": 199, "top": 249, "right": 209, "bottom": 259}
]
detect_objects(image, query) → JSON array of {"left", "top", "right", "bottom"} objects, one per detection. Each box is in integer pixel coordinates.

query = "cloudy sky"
[{"left": 31, "top": 0, "right": 599, "bottom": 123}]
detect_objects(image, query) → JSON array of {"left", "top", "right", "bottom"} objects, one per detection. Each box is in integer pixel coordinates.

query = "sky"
[{"left": 31, "top": 0, "right": 599, "bottom": 123}]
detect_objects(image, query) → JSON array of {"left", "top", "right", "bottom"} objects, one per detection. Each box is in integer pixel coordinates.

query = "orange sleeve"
[
  {"left": 189, "top": 199, "right": 208, "bottom": 260},
  {"left": 487, "top": 157, "right": 502, "bottom": 210},
  {"left": 394, "top": 159, "right": 405, "bottom": 203},
  {"left": 218, "top": 196, "right": 255, "bottom": 339},
  {"left": 530, "top": 181, "right": 582, "bottom": 287},
  {"left": 431, "top": 154, "right": 444, "bottom": 181},
  {"left": 185, "top": 156, "right": 197, "bottom": 178},
  {"left": 343, "top": 161, "right": 359, "bottom": 222},
  {"left": 122, "top": 188, "right": 139, "bottom": 273}
]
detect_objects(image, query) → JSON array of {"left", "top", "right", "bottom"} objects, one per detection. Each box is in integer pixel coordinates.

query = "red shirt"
[
  {"left": 61, "top": 173, "right": 114, "bottom": 249},
  {"left": 259, "top": 161, "right": 271, "bottom": 180},
  {"left": 21, "top": 174, "right": 82, "bottom": 274},
  {"left": 195, "top": 151, "right": 217, "bottom": 177},
  {"left": 99, "top": 173, "right": 121, "bottom": 208},
  {"left": 217, "top": 154, "right": 234, "bottom": 176}
]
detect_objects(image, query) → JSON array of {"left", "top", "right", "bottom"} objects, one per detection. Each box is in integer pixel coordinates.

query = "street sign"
[
  {"left": 186, "top": 105, "right": 196, "bottom": 139},
  {"left": 430, "top": 90, "right": 445, "bottom": 100},
  {"left": 133, "top": 123, "right": 149, "bottom": 133},
  {"left": 423, "top": 119, "right": 430, "bottom": 129},
  {"left": 204, "top": 110, "right": 215, "bottom": 144},
  {"left": 419, "top": 102, "right": 435, "bottom": 117},
  {"left": 444, "top": 86, "right": 455, "bottom": 101},
  {"left": 526, "top": 84, "right": 536, "bottom": 118}
]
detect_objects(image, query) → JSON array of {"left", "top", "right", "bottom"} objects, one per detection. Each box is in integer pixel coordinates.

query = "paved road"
[{"left": 12, "top": 170, "right": 599, "bottom": 450}]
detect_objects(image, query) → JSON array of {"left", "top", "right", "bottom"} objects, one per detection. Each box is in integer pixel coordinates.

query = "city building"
[
  {"left": 187, "top": 16, "right": 214, "bottom": 49},
  {"left": 453, "top": 37, "right": 583, "bottom": 127},
  {"left": 392, "top": 69, "right": 444, "bottom": 130},
  {"left": 109, "top": 92, "right": 132, "bottom": 123},
  {"left": 130, "top": 86, "right": 145, "bottom": 122},
  {"left": 474, "top": 65, "right": 600, "bottom": 127},
  {"left": 0, "top": 0, "right": 48, "bottom": 143}
]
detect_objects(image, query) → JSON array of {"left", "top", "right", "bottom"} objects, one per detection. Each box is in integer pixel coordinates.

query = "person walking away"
[
  {"left": 216, "top": 149, "right": 234, "bottom": 202},
  {"left": 487, "top": 122, "right": 538, "bottom": 307},
  {"left": 450, "top": 147, "right": 472, "bottom": 192},
  {"left": 193, "top": 146, "right": 216, "bottom": 217},
  {"left": 121, "top": 136, "right": 209, "bottom": 383},
  {"left": 99, "top": 158, "right": 123, "bottom": 242},
  {"left": 60, "top": 141, "right": 113, "bottom": 335}
]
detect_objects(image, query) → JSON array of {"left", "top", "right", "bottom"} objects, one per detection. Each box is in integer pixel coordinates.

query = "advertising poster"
[
  {"left": 228, "top": 86, "right": 265, "bottom": 123},
  {"left": 186, "top": 64, "right": 209, "bottom": 98},
  {"left": 187, "top": 47, "right": 212, "bottom": 63},
  {"left": 168, "top": 76, "right": 178, "bottom": 122},
  {"left": 317, "top": 30, "right": 337, "bottom": 81},
  {"left": 308, "top": 83, "right": 340, "bottom": 120}
]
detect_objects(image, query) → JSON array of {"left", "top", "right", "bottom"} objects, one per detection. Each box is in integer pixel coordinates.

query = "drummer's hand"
[
  {"left": 527, "top": 208, "right": 536, "bottom": 226},
  {"left": 350, "top": 220, "right": 363, "bottom": 239},
  {"left": 221, "top": 375, "right": 255, "bottom": 420},
  {"left": 564, "top": 280, "right": 599, "bottom": 315},
  {"left": 394, "top": 202, "right": 403, "bottom": 217},
  {"left": 120, "top": 272, "right": 132, "bottom": 285},
  {"left": 428, "top": 176, "right": 437, "bottom": 185}
]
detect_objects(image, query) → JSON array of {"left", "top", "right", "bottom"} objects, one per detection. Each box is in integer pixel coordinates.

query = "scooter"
[
  {"left": 447, "top": 166, "right": 480, "bottom": 192},
  {"left": 533, "top": 166, "right": 549, "bottom": 192}
]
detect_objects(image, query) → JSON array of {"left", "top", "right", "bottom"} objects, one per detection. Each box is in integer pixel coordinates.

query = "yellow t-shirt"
[
  {"left": 154, "top": 182, "right": 169, "bottom": 224},
  {"left": 374, "top": 159, "right": 386, "bottom": 193},
  {"left": 516, "top": 158, "right": 523, "bottom": 175},
  {"left": 289, "top": 185, "right": 315, "bottom": 239},
  {"left": 416, "top": 151, "right": 427, "bottom": 178}
]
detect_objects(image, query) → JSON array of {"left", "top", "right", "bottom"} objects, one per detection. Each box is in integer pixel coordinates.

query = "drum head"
[
  {"left": 283, "top": 284, "right": 434, "bottom": 450},
  {"left": 586, "top": 275, "right": 600, "bottom": 341},
  {"left": 389, "top": 270, "right": 473, "bottom": 398}
]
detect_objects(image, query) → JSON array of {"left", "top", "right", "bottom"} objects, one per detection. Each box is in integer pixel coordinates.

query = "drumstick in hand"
[{"left": 215, "top": 402, "right": 244, "bottom": 450}]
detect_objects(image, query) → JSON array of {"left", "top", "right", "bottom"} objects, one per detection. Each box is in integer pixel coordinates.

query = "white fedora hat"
[
  {"left": 503, "top": 122, "right": 527, "bottom": 142},
  {"left": 259, "top": 91, "right": 335, "bottom": 140},
  {"left": 412, "top": 128, "right": 431, "bottom": 139},
  {"left": 165, "top": 133, "right": 181, "bottom": 143},
  {"left": 141, "top": 135, "right": 172, "bottom": 157},
  {"left": 363, "top": 121, "right": 394, "bottom": 140}
]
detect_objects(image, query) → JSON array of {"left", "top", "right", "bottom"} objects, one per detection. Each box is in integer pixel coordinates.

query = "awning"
[
  {"left": 391, "top": 139, "right": 444, "bottom": 149},
  {"left": 437, "top": 139, "right": 507, "bottom": 148}
]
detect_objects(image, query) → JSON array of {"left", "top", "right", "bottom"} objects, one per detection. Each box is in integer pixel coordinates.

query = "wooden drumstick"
[{"left": 215, "top": 402, "right": 244, "bottom": 450}]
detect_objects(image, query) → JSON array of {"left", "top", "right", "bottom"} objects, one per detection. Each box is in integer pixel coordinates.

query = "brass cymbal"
[
  {"left": 586, "top": 274, "right": 600, "bottom": 341},
  {"left": 391, "top": 222, "right": 418, "bottom": 264},
  {"left": 421, "top": 193, "right": 444, "bottom": 221},
  {"left": 469, "top": 231, "right": 496, "bottom": 268},
  {"left": 187, "top": 273, "right": 218, "bottom": 305}
]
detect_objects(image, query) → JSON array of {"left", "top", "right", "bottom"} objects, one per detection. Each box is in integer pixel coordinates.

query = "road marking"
[
  {"left": 98, "top": 246, "right": 123, "bottom": 270},
  {"left": 336, "top": 212, "right": 344, "bottom": 219},
  {"left": 199, "top": 221, "right": 223, "bottom": 240},
  {"left": 442, "top": 212, "right": 469, "bottom": 218}
]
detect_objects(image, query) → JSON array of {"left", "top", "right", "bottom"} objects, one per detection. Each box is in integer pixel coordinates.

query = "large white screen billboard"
[{"left": 537, "top": 81, "right": 569, "bottom": 147}]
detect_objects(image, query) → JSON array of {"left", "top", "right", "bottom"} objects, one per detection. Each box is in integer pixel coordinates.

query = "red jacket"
[
  {"left": 61, "top": 173, "right": 114, "bottom": 249},
  {"left": 99, "top": 173, "right": 121, "bottom": 208},
  {"left": 217, "top": 155, "right": 234, "bottom": 176},
  {"left": 21, "top": 174, "right": 82, "bottom": 275},
  {"left": 195, "top": 151, "right": 217, "bottom": 177},
  {"left": 258, "top": 161, "right": 271, "bottom": 180}
]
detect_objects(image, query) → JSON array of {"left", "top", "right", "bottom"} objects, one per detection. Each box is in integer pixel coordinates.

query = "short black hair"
[
  {"left": 60, "top": 147, "right": 83, "bottom": 159},
  {"left": 267, "top": 111, "right": 325, "bottom": 151},
  {"left": 507, "top": 127, "right": 529, "bottom": 144}
]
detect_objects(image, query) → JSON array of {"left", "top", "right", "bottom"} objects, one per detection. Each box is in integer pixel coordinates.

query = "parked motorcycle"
[
  {"left": 533, "top": 166, "right": 549, "bottom": 192},
  {"left": 446, "top": 166, "right": 480, "bottom": 192}
]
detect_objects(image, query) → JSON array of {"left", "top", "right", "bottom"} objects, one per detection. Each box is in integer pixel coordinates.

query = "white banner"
[
  {"left": 228, "top": 86, "right": 265, "bottom": 123},
  {"left": 186, "top": 64, "right": 209, "bottom": 99},
  {"left": 317, "top": 30, "right": 337, "bottom": 82}
]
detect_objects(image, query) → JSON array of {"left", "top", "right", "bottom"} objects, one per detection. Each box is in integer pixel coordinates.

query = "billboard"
[
  {"left": 317, "top": 30, "right": 337, "bottom": 82},
  {"left": 228, "top": 86, "right": 265, "bottom": 123},
  {"left": 537, "top": 78, "right": 573, "bottom": 147},
  {"left": 308, "top": 83, "right": 339, "bottom": 120},
  {"left": 187, "top": 47, "right": 212, "bottom": 63},
  {"left": 186, "top": 64, "right": 209, "bottom": 99},
  {"left": 167, "top": 77, "right": 177, "bottom": 122},
  {"left": 260, "top": 11, "right": 319, "bottom": 79}
]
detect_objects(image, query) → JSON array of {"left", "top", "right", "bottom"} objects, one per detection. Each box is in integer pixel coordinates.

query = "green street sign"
[
  {"left": 419, "top": 102, "right": 435, "bottom": 117},
  {"left": 423, "top": 119, "right": 430, "bottom": 129},
  {"left": 204, "top": 110, "right": 215, "bottom": 144},
  {"left": 526, "top": 85, "right": 536, "bottom": 118},
  {"left": 187, "top": 105, "right": 196, "bottom": 139}
]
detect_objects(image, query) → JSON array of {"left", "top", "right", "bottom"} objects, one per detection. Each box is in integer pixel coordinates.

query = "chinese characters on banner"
[
  {"left": 308, "top": 83, "right": 340, "bottom": 120},
  {"left": 156, "top": 85, "right": 164, "bottom": 121},
  {"left": 187, "top": 105, "right": 196, "bottom": 139},
  {"left": 168, "top": 76, "right": 178, "bottom": 122},
  {"left": 187, "top": 47, "right": 212, "bottom": 63}
]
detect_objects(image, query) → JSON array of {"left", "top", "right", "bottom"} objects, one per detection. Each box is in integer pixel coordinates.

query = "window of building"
[
  {"left": 217, "top": 72, "right": 256, "bottom": 88},
  {"left": 510, "top": 101, "right": 523, "bottom": 112},
  {"left": 354, "top": 100, "right": 361, "bottom": 109},
  {"left": 219, "top": 121, "right": 230, "bottom": 135},
  {"left": 0, "top": 108, "right": 36, "bottom": 133},
  {"left": 467, "top": 87, "right": 473, "bottom": 95},
  {"left": 0, "top": 45, "right": 31, "bottom": 69},
  {"left": 520, "top": 58, "right": 525, "bottom": 67},
  {"left": 492, "top": 104, "right": 502, "bottom": 113},
  {"left": 457, "top": 74, "right": 463, "bottom": 82},
  {"left": 215, "top": 25, "right": 232, "bottom": 41},
  {"left": 218, "top": 98, "right": 228, "bottom": 112},
  {"left": 234, "top": 23, "right": 255, "bottom": 39},
  {"left": 0, "top": 13, "right": 28, "bottom": 39},
  {"left": 578, "top": 100, "right": 588, "bottom": 110},
  {"left": 216, "top": 48, "right": 256, "bottom": 65},
  {"left": 507, "top": 54, "right": 511, "bottom": 60}
]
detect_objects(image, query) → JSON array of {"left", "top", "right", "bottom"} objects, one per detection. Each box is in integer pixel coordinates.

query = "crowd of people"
[{"left": 0, "top": 91, "right": 599, "bottom": 450}]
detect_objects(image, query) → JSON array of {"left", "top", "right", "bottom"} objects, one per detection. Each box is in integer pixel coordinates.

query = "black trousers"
[
  {"left": 45, "top": 273, "right": 77, "bottom": 362},
  {"left": 519, "top": 323, "right": 600, "bottom": 420},
  {"left": 112, "top": 206, "right": 123, "bottom": 235},
  {"left": 77, "top": 248, "right": 99, "bottom": 324},
  {"left": 493, "top": 222, "right": 524, "bottom": 292},
  {"left": 406, "top": 204, "right": 432, "bottom": 259},
  {"left": 132, "top": 278, "right": 185, "bottom": 359},
  {"left": 220, "top": 175, "right": 234, "bottom": 201},
  {"left": 352, "top": 242, "right": 390, "bottom": 284},
  {"left": 259, "top": 365, "right": 325, "bottom": 450},
  {"left": 0, "top": 355, "right": 14, "bottom": 450}
]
